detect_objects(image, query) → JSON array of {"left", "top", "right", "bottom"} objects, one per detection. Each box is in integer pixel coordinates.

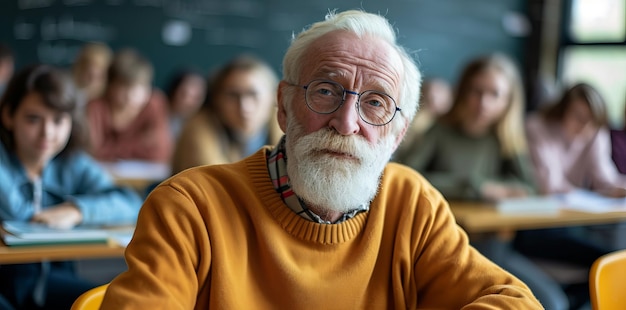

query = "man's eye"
[{"left": 317, "top": 88, "right": 335, "bottom": 96}]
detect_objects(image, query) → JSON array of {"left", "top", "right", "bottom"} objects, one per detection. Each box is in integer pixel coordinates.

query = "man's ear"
[
  {"left": 392, "top": 118, "right": 409, "bottom": 152},
  {"left": 276, "top": 80, "right": 289, "bottom": 133}
]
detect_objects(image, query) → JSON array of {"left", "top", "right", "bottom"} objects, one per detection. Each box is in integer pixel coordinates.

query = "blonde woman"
[{"left": 400, "top": 53, "right": 534, "bottom": 200}]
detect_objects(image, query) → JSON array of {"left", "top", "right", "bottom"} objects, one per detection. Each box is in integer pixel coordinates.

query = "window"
[{"left": 560, "top": 0, "right": 626, "bottom": 127}]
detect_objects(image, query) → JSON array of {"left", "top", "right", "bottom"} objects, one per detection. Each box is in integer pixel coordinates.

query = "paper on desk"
[
  {"left": 496, "top": 196, "right": 561, "bottom": 215},
  {"left": 98, "top": 160, "right": 171, "bottom": 181},
  {"left": 107, "top": 231, "right": 134, "bottom": 247},
  {"left": 558, "top": 190, "right": 626, "bottom": 213}
]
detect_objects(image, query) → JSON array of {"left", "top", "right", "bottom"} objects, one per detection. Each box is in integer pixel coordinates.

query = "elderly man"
[{"left": 101, "top": 10, "right": 542, "bottom": 309}]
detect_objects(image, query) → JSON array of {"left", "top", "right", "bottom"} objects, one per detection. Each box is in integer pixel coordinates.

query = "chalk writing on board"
[
  {"left": 63, "top": 0, "right": 95, "bottom": 6},
  {"left": 39, "top": 15, "right": 116, "bottom": 41},
  {"left": 134, "top": 0, "right": 164, "bottom": 8},
  {"left": 37, "top": 41, "right": 82, "bottom": 65},
  {"left": 163, "top": 0, "right": 263, "bottom": 18},
  {"left": 14, "top": 20, "right": 37, "bottom": 40},
  {"left": 205, "top": 28, "right": 263, "bottom": 48},
  {"left": 18, "top": 0, "right": 54, "bottom": 10}
]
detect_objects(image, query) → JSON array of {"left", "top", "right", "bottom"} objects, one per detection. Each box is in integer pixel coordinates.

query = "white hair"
[{"left": 282, "top": 9, "right": 422, "bottom": 131}]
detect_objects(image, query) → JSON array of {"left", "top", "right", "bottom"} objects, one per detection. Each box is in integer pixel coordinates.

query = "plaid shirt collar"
[{"left": 266, "top": 136, "right": 368, "bottom": 224}]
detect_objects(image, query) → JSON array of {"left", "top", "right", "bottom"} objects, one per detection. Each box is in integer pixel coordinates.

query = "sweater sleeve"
[
  {"left": 413, "top": 183, "right": 542, "bottom": 309},
  {"left": 101, "top": 183, "right": 210, "bottom": 310}
]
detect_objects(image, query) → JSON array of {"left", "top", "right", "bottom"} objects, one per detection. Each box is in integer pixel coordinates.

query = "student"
[
  {"left": 398, "top": 53, "right": 568, "bottom": 310},
  {"left": 514, "top": 82, "right": 626, "bottom": 309},
  {"left": 171, "top": 54, "right": 282, "bottom": 174},
  {"left": 164, "top": 69, "right": 206, "bottom": 138},
  {"left": 525, "top": 83, "right": 626, "bottom": 195},
  {"left": 395, "top": 77, "right": 452, "bottom": 161},
  {"left": 400, "top": 54, "right": 535, "bottom": 200},
  {"left": 86, "top": 48, "right": 173, "bottom": 163},
  {"left": 101, "top": 11, "right": 542, "bottom": 309},
  {"left": 0, "top": 64, "right": 142, "bottom": 309},
  {"left": 72, "top": 42, "right": 112, "bottom": 103}
]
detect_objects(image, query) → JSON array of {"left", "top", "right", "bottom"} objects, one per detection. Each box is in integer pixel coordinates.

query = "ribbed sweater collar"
[{"left": 245, "top": 147, "right": 369, "bottom": 244}]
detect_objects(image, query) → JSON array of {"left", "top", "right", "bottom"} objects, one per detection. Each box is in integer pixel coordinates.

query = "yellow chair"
[
  {"left": 589, "top": 249, "right": 626, "bottom": 310},
  {"left": 71, "top": 283, "right": 109, "bottom": 310}
]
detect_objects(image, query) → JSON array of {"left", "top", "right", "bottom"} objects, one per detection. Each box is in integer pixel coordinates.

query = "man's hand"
[{"left": 31, "top": 202, "right": 83, "bottom": 229}]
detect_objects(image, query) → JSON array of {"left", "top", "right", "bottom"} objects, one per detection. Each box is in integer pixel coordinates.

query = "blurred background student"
[
  {"left": 72, "top": 42, "right": 113, "bottom": 104},
  {"left": 514, "top": 82, "right": 626, "bottom": 309},
  {"left": 395, "top": 77, "right": 452, "bottom": 161},
  {"left": 86, "top": 48, "right": 173, "bottom": 163},
  {"left": 164, "top": 69, "right": 206, "bottom": 139},
  {"left": 397, "top": 53, "right": 569, "bottom": 310},
  {"left": 0, "top": 64, "right": 142, "bottom": 309},
  {"left": 399, "top": 54, "right": 534, "bottom": 200},
  {"left": 171, "top": 54, "right": 282, "bottom": 174},
  {"left": 0, "top": 43, "right": 14, "bottom": 97},
  {"left": 524, "top": 83, "right": 626, "bottom": 196}
]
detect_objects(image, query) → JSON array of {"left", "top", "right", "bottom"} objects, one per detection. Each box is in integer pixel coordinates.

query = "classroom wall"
[{"left": 0, "top": 0, "right": 529, "bottom": 88}]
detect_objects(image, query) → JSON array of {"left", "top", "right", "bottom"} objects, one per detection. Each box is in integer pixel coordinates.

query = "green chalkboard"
[{"left": 0, "top": 0, "right": 528, "bottom": 88}]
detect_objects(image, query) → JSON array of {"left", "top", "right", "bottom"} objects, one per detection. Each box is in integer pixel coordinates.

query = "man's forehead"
[{"left": 301, "top": 30, "right": 403, "bottom": 90}]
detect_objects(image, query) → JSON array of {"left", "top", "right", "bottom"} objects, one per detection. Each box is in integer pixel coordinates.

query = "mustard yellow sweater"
[{"left": 102, "top": 148, "right": 542, "bottom": 309}]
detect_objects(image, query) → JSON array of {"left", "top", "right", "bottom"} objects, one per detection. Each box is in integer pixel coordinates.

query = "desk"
[
  {"left": 0, "top": 241, "right": 125, "bottom": 265},
  {"left": 450, "top": 201, "right": 626, "bottom": 234}
]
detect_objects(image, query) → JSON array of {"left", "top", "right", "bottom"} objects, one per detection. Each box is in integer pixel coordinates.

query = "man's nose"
[{"left": 328, "top": 94, "right": 360, "bottom": 135}]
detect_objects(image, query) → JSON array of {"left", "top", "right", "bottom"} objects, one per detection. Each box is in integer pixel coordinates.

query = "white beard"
[{"left": 284, "top": 116, "right": 396, "bottom": 214}]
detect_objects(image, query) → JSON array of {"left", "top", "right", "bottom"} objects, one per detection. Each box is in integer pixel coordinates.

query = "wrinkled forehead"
[{"left": 300, "top": 30, "right": 403, "bottom": 91}]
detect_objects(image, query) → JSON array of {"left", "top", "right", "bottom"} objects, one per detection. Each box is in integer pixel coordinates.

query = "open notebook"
[
  {"left": 495, "top": 190, "right": 626, "bottom": 215},
  {"left": 0, "top": 221, "right": 134, "bottom": 247}
]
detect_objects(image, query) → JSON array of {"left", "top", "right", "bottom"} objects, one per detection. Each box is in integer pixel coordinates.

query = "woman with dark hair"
[
  {"left": 0, "top": 64, "right": 141, "bottom": 309},
  {"left": 526, "top": 82, "right": 626, "bottom": 196},
  {"left": 171, "top": 54, "right": 282, "bottom": 174}
]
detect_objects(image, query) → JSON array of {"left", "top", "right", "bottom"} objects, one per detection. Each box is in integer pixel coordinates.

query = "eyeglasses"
[{"left": 290, "top": 79, "right": 400, "bottom": 126}]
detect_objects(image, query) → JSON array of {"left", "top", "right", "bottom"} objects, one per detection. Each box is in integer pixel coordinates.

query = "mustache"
[{"left": 297, "top": 128, "right": 370, "bottom": 159}]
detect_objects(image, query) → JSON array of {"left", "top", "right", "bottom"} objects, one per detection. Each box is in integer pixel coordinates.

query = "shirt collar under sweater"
[{"left": 266, "top": 135, "right": 369, "bottom": 224}]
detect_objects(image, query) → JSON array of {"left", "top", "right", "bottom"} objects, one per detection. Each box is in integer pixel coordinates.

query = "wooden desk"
[
  {"left": 0, "top": 241, "right": 125, "bottom": 265},
  {"left": 450, "top": 201, "right": 626, "bottom": 234}
]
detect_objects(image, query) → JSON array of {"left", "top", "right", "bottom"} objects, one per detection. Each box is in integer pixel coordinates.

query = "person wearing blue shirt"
[{"left": 0, "top": 64, "right": 142, "bottom": 309}]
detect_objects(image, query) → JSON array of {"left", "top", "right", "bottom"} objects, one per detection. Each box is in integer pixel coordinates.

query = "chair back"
[
  {"left": 71, "top": 284, "right": 109, "bottom": 310},
  {"left": 590, "top": 249, "right": 626, "bottom": 310}
]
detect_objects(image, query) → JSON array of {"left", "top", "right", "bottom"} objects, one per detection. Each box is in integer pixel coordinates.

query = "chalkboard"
[{"left": 0, "top": 0, "right": 528, "bottom": 88}]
